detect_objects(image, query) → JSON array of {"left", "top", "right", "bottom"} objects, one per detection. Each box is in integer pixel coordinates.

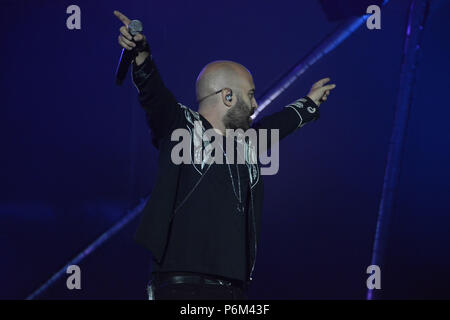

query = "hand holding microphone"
[{"left": 114, "top": 10, "right": 150, "bottom": 85}]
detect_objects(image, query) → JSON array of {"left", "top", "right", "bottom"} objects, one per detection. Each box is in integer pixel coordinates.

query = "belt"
[{"left": 151, "top": 272, "right": 246, "bottom": 290}]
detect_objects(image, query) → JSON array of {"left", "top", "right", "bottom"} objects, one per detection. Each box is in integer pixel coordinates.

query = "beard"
[{"left": 222, "top": 94, "right": 253, "bottom": 130}]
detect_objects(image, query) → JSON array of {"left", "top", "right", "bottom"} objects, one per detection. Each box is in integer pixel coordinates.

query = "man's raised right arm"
[
  {"left": 131, "top": 54, "right": 182, "bottom": 147},
  {"left": 115, "top": 10, "right": 182, "bottom": 148}
]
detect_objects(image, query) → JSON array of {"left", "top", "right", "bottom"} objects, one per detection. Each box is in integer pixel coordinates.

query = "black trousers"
[{"left": 148, "top": 272, "right": 249, "bottom": 300}]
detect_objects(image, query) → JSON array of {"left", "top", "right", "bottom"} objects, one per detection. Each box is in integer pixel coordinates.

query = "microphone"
[{"left": 115, "top": 20, "right": 144, "bottom": 85}]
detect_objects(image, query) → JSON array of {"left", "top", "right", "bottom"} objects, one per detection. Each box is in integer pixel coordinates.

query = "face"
[
  {"left": 223, "top": 92, "right": 255, "bottom": 130},
  {"left": 222, "top": 76, "right": 257, "bottom": 130}
]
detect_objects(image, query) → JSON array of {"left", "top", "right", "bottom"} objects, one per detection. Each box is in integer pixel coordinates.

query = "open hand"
[{"left": 307, "top": 78, "right": 336, "bottom": 107}]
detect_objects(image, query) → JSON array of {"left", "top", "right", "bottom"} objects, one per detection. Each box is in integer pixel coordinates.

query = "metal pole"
[
  {"left": 253, "top": 0, "right": 390, "bottom": 119},
  {"left": 25, "top": 196, "right": 149, "bottom": 300},
  {"left": 367, "top": 0, "right": 430, "bottom": 300}
]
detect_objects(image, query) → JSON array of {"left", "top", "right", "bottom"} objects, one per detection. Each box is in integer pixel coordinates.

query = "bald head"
[
  {"left": 195, "top": 60, "right": 257, "bottom": 133},
  {"left": 196, "top": 60, "right": 254, "bottom": 104}
]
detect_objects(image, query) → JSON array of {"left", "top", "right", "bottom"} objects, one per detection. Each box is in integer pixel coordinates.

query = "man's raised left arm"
[{"left": 252, "top": 77, "right": 336, "bottom": 142}]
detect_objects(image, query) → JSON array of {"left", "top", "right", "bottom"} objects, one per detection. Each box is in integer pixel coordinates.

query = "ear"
[{"left": 221, "top": 88, "right": 233, "bottom": 108}]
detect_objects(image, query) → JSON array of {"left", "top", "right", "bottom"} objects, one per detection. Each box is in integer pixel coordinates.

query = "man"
[{"left": 114, "top": 10, "right": 336, "bottom": 300}]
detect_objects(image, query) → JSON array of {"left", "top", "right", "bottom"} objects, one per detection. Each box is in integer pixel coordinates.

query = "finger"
[
  {"left": 312, "top": 77, "right": 331, "bottom": 89},
  {"left": 120, "top": 35, "right": 136, "bottom": 48},
  {"left": 119, "top": 41, "right": 133, "bottom": 50},
  {"left": 133, "top": 33, "right": 145, "bottom": 42},
  {"left": 322, "top": 83, "right": 336, "bottom": 91},
  {"left": 118, "top": 36, "right": 133, "bottom": 50},
  {"left": 326, "top": 90, "right": 330, "bottom": 95},
  {"left": 120, "top": 25, "right": 133, "bottom": 41},
  {"left": 114, "top": 10, "right": 131, "bottom": 26}
]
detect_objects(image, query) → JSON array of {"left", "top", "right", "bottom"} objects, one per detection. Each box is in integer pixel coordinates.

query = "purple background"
[{"left": 1, "top": 0, "right": 449, "bottom": 299}]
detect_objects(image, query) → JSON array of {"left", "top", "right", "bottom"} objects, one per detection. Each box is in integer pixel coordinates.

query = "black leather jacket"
[{"left": 131, "top": 55, "right": 320, "bottom": 284}]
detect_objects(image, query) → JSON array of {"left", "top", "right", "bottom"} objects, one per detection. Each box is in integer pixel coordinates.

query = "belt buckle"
[{"left": 217, "top": 279, "right": 231, "bottom": 287}]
